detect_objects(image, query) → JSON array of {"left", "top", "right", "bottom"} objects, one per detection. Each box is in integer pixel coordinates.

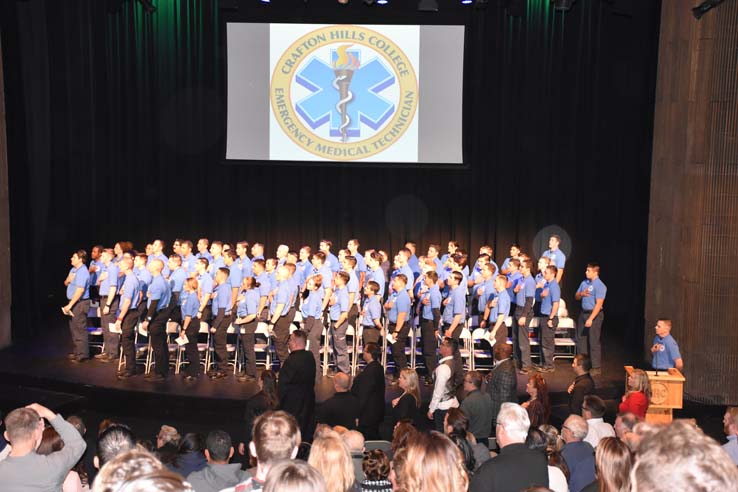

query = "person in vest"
[{"left": 427, "top": 337, "right": 460, "bottom": 432}]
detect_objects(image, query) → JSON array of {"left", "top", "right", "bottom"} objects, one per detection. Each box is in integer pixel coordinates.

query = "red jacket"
[{"left": 619, "top": 391, "right": 649, "bottom": 418}]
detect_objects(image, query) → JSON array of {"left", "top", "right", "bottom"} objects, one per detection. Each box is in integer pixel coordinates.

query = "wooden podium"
[{"left": 624, "top": 366, "right": 685, "bottom": 424}]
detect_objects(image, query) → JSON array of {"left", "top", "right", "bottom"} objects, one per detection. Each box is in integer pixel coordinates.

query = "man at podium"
[{"left": 650, "top": 319, "right": 683, "bottom": 371}]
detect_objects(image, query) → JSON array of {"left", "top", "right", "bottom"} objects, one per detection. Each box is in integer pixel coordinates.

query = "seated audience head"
[
  {"left": 538, "top": 424, "right": 564, "bottom": 454},
  {"left": 525, "top": 428, "right": 548, "bottom": 453},
  {"left": 289, "top": 330, "right": 308, "bottom": 351},
  {"left": 363, "top": 342, "right": 381, "bottom": 363},
  {"left": 341, "top": 430, "right": 364, "bottom": 453},
  {"left": 627, "top": 369, "right": 652, "bottom": 398},
  {"left": 582, "top": 395, "right": 607, "bottom": 420},
  {"left": 396, "top": 431, "right": 469, "bottom": 492},
  {"left": 37, "top": 427, "right": 64, "bottom": 455},
  {"left": 67, "top": 415, "right": 86, "bottom": 436},
  {"left": 95, "top": 424, "right": 136, "bottom": 469},
  {"left": 493, "top": 342, "right": 513, "bottom": 362},
  {"left": 595, "top": 437, "right": 633, "bottom": 492},
  {"left": 631, "top": 420, "right": 738, "bottom": 492},
  {"left": 333, "top": 372, "right": 350, "bottom": 393},
  {"left": 614, "top": 413, "right": 641, "bottom": 440},
  {"left": 157, "top": 425, "right": 180, "bottom": 449},
  {"left": 92, "top": 447, "right": 193, "bottom": 492},
  {"left": 4, "top": 406, "right": 44, "bottom": 452},
  {"left": 362, "top": 449, "right": 391, "bottom": 483},
  {"left": 308, "top": 432, "right": 355, "bottom": 492},
  {"left": 724, "top": 407, "right": 738, "bottom": 437},
  {"left": 463, "top": 370, "right": 483, "bottom": 396},
  {"left": 264, "top": 460, "right": 327, "bottom": 492},
  {"left": 250, "top": 411, "right": 301, "bottom": 471},
  {"left": 205, "top": 430, "right": 233, "bottom": 464},
  {"left": 391, "top": 420, "right": 417, "bottom": 455},
  {"left": 444, "top": 408, "right": 476, "bottom": 473},
  {"left": 562, "top": 415, "right": 588, "bottom": 443},
  {"left": 572, "top": 354, "right": 591, "bottom": 374},
  {"left": 496, "top": 403, "right": 530, "bottom": 447}
]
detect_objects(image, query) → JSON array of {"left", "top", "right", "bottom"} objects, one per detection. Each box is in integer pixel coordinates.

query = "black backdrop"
[{"left": 1, "top": 0, "right": 661, "bottom": 351}]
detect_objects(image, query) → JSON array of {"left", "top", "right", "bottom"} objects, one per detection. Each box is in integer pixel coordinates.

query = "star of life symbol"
[{"left": 294, "top": 45, "right": 395, "bottom": 143}]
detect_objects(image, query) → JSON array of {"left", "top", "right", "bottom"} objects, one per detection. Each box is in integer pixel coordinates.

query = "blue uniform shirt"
[
  {"left": 100, "top": 262, "right": 119, "bottom": 294},
  {"left": 135, "top": 267, "right": 152, "bottom": 298},
  {"left": 147, "top": 275, "right": 171, "bottom": 312},
  {"left": 347, "top": 270, "right": 360, "bottom": 304},
  {"left": 169, "top": 267, "right": 187, "bottom": 294},
  {"left": 270, "top": 281, "right": 291, "bottom": 317},
  {"left": 516, "top": 274, "right": 536, "bottom": 307},
  {"left": 119, "top": 271, "right": 141, "bottom": 310},
  {"left": 66, "top": 265, "right": 91, "bottom": 300},
  {"left": 326, "top": 252, "right": 340, "bottom": 272},
  {"left": 147, "top": 253, "right": 170, "bottom": 277},
  {"left": 366, "top": 267, "right": 385, "bottom": 298},
  {"left": 180, "top": 290, "right": 200, "bottom": 319},
  {"left": 442, "top": 286, "right": 466, "bottom": 324},
  {"left": 237, "top": 289, "right": 260, "bottom": 318},
  {"left": 317, "top": 265, "right": 334, "bottom": 290},
  {"left": 237, "top": 256, "right": 253, "bottom": 278},
  {"left": 408, "top": 255, "right": 421, "bottom": 277},
  {"left": 198, "top": 273, "right": 214, "bottom": 305},
  {"left": 491, "top": 289, "right": 511, "bottom": 320},
  {"left": 301, "top": 289, "right": 324, "bottom": 319},
  {"left": 540, "top": 279, "right": 561, "bottom": 316},
  {"left": 387, "top": 290, "right": 411, "bottom": 324},
  {"left": 228, "top": 264, "right": 243, "bottom": 292},
  {"left": 534, "top": 272, "right": 545, "bottom": 303},
  {"left": 255, "top": 272, "right": 271, "bottom": 302},
  {"left": 297, "top": 260, "right": 311, "bottom": 286},
  {"left": 89, "top": 259, "right": 101, "bottom": 287},
  {"left": 501, "top": 257, "right": 512, "bottom": 272},
  {"left": 196, "top": 251, "right": 214, "bottom": 263},
  {"left": 421, "top": 285, "right": 442, "bottom": 320},
  {"left": 362, "top": 295, "right": 382, "bottom": 327},
  {"left": 478, "top": 277, "right": 496, "bottom": 313},
  {"left": 210, "top": 256, "right": 226, "bottom": 279},
  {"left": 543, "top": 248, "right": 567, "bottom": 269},
  {"left": 652, "top": 334, "right": 682, "bottom": 370},
  {"left": 354, "top": 253, "right": 367, "bottom": 274},
  {"left": 330, "top": 286, "right": 350, "bottom": 321},
  {"left": 214, "top": 282, "right": 232, "bottom": 313},
  {"left": 507, "top": 271, "right": 523, "bottom": 304},
  {"left": 577, "top": 277, "right": 607, "bottom": 311},
  {"left": 182, "top": 254, "right": 197, "bottom": 276}
]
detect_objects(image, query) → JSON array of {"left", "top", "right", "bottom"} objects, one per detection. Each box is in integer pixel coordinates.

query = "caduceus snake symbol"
[{"left": 332, "top": 44, "right": 360, "bottom": 143}]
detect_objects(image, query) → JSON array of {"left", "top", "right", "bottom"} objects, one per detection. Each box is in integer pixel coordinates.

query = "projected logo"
[{"left": 271, "top": 25, "right": 418, "bottom": 161}]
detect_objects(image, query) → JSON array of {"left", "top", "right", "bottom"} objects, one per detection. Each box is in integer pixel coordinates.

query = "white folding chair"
[
  {"left": 471, "top": 328, "right": 494, "bottom": 372},
  {"left": 459, "top": 326, "right": 473, "bottom": 371}
]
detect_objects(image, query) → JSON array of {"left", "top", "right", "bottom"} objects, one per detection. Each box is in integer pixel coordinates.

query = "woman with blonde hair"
[
  {"left": 308, "top": 432, "right": 358, "bottom": 492},
  {"left": 619, "top": 369, "right": 650, "bottom": 418},
  {"left": 581, "top": 436, "right": 633, "bottom": 492},
  {"left": 395, "top": 431, "right": 469, "bottom": 492},
  {"left": 391, "top": 369, "right": 421, "bottom": 425}
]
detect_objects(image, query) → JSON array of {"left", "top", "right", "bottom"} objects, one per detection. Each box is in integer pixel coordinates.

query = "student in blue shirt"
[
  {"left": 361, "top": 280, "right": 384, "bottom": 347},
  {"left": 347, "top": 239, "right": 367, "bottom": 288},
  {"left": 194, "top": 258, "right": 214, "bottom": 322},
  {"left": 478, "top": 245, "right": 499, "bottom": 275},
  {"left": 365, "top": 252, "right": 386, "bottom": 299},
  {"left": 482, "top": 274, "right": 511, "bottom": 347},
  {"left": 275, "top": 244, "right": 289, "bottom": 266},
  {"left": 419, "top": 271, "right": 442, "bottom": 382},
  {"left": 574, "top": 263, "right": 608, "bottom": 373},
  {"left": 328, "top": 271, "right": 351, "bottom": 374},
  {"left": 62, "top": 250, "right": 92, "bottom": 362},
  {"left": 283, "top": 262, "right": 300, "bottom": 327},
  {"left": 133, "top": 254, "right": 153, "bottom": 319},
  {"left": 224, "top": 250, "right": 242, "bottom": 317},
  {"left": 196, "top": 238, "right": 213, "bottom": 263},
  {"left": 95, "top": 248, "right": 121, "bottom": 361},
  {"left": 440, "top": 240, "right": 460, "bottom": 265},
  {"left": 542, "top": 235, "right": 567, "bottom": 284},
  {"left": 651, "top": 319, "right": 684, "bottom": 371},
  {"left": 506, "top": 259, "right": 523, "bottom": 307},
  {"left": 142, "top": 259, "right": 172, "bottom": 381},
  {"left": 115, "top": 256, "right": 141, "bottom": 379},
  {"left": 208, "top": 241, "right": 226, "bottom": 279},
  {"left": 172, "top": 239, "right": 182, "bottom": 258},
  {"left": 147, "top": 239, "right": 170, "bottom": 277},
  {"left": 250, "top": 242, "right": 265, "bottom": 261},
  {"left": 302, "top": 274, "right": 325, "bottom": 375},
  {"left": 236, "top": 241, "right": 253, "bottom": 278},
  {"left": 234, "top": 276, "right": 262, "bottom": 381},
  {"left": 319, "top": 239, "right": 341, "bottom": 273},
  {"left": 501, "top": 244, "right": 521, "bottom": 275},
  {"left": 310, "top": 251, "right": 334, "bottom": 314},
  {"left": 88, "top": 245, "right": 103, "bottom": 299},
  {"left": 265, "top": 258, "right": 278, "bottom": 300},
  {"left": 252, "top": 259, "right": 270, "bottom": 320},
  {"left": 180, "top": 240, "right": 197, "bottom": 278},
  {"left": 179, "top": 277, "right": 201, "bottom": 380},
  {"left": 343, "top": 256, "right": 361, "bottom": 334},
  {"left": 167, "top": 255, "right": 187, "bottom": 324},
  {"left": 441, "top": 271, "right": 467, "bottom": 340},
  {"left": 427, "top": 244, "right": 444, "bottom": 274},
  {"left": 268, "top": 266, "right": 294, "bottom": 368},
  {"left": 296, "top": 246, "right": 312, "bottom": 289},
  {"left": 538, "top": 265, "right": 561, "bottom": 373},
  {"left": 534, "top": 257, "right": 551, "bottom": 316},
  {"left": 514, "top": 259, "right": 537, "bottom": 374},
  {"left": 476, "top": 263, "right": 497, "bottom": 326},
  {"left": 405, "top": 242, "right": 422, "bottom": 279},
  {"left": 394, "top": 250, "right": 416, "bottom": 295},
  {"left": 385, "top": 274, "right": 412, "bottom": 381},
  {"left": 208, "top": 267, "right": 232, "bottom": 379},
  {"left": 468, "top": 254, "right": 489, "bottom": 312}
]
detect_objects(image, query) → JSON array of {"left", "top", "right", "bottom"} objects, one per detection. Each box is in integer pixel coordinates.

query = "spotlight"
[
  {"left": 552, "top": 0, "right": 575, "bottom": 11},
  {"left": 260, "top": 0, "right": 270, "bottom": 3},
  {"left": 461, "top": 0, "right": 472, "bottom": 4},
  {"left": 377, "top": 0, "right": 388, "bottom": 4},
  {"left": 418, "top": 0, "right": 439, "bottom": 11},
  {"left": 692, "top": 0, "right": 725, "bottom": 20},
  {"left": 338, "top": 0, "right": 348, "bottom": 4}
]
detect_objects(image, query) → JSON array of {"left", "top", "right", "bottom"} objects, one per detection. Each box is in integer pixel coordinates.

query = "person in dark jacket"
[
  {"left": 278, "top": 330, "right": 316, "bottom": 440},
  {"left": 317, "top": 372, "right": 361, "bottom": 429},
  {"left": 238, "top": 370, "right": 279, "bottom": 456},
  {"left": 169, "top": 433, "right": 207, "bottom": 478},
  {"left": 487, "top": 343, "right": 518, "bottom": 430},
  {"left": 568, "top": 354, "right": 595, "bottom": 416},
  {"left": 351, "top": 343, "right": 386, "bottom": 440}
]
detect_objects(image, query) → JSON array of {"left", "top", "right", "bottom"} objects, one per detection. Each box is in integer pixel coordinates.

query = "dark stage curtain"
[{"left": 1, "top": 0, "right": 661, "bottom": 350}]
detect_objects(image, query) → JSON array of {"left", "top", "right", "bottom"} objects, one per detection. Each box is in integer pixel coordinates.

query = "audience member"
[
  {"left": 581, "top": 436, "right": 632, "bottom": 492},
  {"left": 342, "top": 430, "right": 366, "bottom": 485},
  {"left": 243, "top": 370, "right": 279, "bottom": 448},
  {"left": 444, "top": 408, "right": 490, "bottom": 472},
  {"left": 568, "top": 355, "right": 595, "bottom": 416},
  {"left": 36, "top": 426, "right": 89, "bottom": 492},
  {"left": 92, "top": 447, "right": 193, "bottom": 492},
  {"left": 561, "top": 415, "right": 595, "bottom": 492},
  {"left": 308, "top": 431, "right": 358, "bottom": 492},
  {"left": 487, "top": 343, "right": 517, "bottom": 430},
  {"left": 631, "top": 420, "right": 738, "bottom": 492},
  {"left": 395, "top": 431, "right": 469, "bottom": 492},
  {"left": 427, "top": 338, "right": 460, "bottom": 432},
  {"left": 582, "top": 395, "right": 615, "bottom": 448},
  {"left": 225, "top": 411, "right": 301, "bottom": 492},
  {"left": 156, "top": 425, "right": 182, "bottom": 466},
  {"left": 619, "top": 369, "right": 650, "bottom": 418},
  {"left": 390, "top": 368, "right": 421, "bottom": 426},
  {"left": 66, "top": 415, "right": 87, "bottom": 438},
  {"left": 538, "top": 424, "right": 569, "bottom": 483},
  {"left": 263, "top": 460, "right": 327, "bottom": 492},
  {"left": 722, "top": 406, "right": 738, "bottom": 465},
  {"left": 317, "top": 373, "right": 361, "bottom": 430},
  {"left": 470, "top": 403, "right": 549, "bottom": 492},
  {"left": 525, "top": 428, "right": 567, "bottom": 492},
  {"left": 0, "top": 403, "right": 87, "bottom": 492},
  {"left": 613, "top": 413, "right": 641, "bottom": 451},
  {"left": 360, "top": 449, "right": 392, "bottom": 492},
  {"left": 390, "top": 421, "right": 417, "bottom": 457},
  {"left": 186, "top": 430, "right": 248, "bottom": 492},
  {"left": 169, "top": 433, "right": 207, "bottom": 478},
  {"left": 459, "top": 370, "right": 493, "bottom": 446},
  {"left": 351, "top": 343, "right": 385, "bottom": 440},
  {"left": 522, "top": 373, "right": 551, "bottom": 428},
  {"left": 278, "top": 330, "right": 316, "bottom": 440},
  {"left": 94, "top": 424, "right": 136, "bottom": 469}
]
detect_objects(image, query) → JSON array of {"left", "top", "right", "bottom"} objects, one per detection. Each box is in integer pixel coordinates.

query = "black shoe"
[
  {"left": 95, "top": 354, "right": 116, "bottom": 363},
  {"left": 424, "top": 376, "right": 434, "bottom": 386},
  {"left": 117, "top": 372, "right": 137, "bottom": 380},
  {"left": 237, "top": 373, "right": 256, "bottom": 383},
  {"left": 146, "top": 374, "right": 166, "bottom": 383},
  {"left": 209, "top": 370, "right": 227, "bottom": 380},
  {"left": 69, "top": 356, "right": 89, "bottom": 364}
]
